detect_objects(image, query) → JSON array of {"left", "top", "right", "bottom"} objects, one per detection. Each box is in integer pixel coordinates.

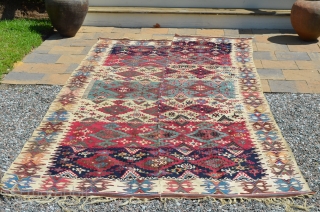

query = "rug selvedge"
[{"left": 1, "top": 37, "right": 314, "bottom": 206}]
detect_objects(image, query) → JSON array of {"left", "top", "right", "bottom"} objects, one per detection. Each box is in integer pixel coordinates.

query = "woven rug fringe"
[{"left": 1, "top": 190, "right": 314, "bottom": 212}]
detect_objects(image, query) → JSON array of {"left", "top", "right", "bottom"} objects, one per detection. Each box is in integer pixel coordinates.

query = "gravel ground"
[{"left": 0, "top": 84, "right": 319, "bottom": 212}]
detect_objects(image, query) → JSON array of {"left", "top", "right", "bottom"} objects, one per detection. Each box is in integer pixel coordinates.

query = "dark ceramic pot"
[
  {"left": 45, "top": 0, "right": 89, "bottom": 37},
  {"left": 291, "top": 0, "right": 320, "bottom": 41}
]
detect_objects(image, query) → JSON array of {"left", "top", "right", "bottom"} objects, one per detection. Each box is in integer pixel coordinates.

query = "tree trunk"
[{"left": 1, "top": 0, "right": 18, "bottom": 20}]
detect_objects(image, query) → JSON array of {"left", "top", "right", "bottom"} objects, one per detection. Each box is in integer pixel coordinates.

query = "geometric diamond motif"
[
  {"left": 98, "top": 105, "right": 133, "bottom": 116},
  {"left": 188, "top": 128, "right": 228, "bottom": 143},
  {"left": 175, "top": 144, "right": 194, "bottom": 155},
  {"left": 188, "top": 66, "right": 213, "bottom": 79}
]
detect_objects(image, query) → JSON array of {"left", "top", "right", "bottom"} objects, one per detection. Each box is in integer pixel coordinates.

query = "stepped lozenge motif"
[{"left": 1, "top": 36, "right": 313, "bottom": 200}]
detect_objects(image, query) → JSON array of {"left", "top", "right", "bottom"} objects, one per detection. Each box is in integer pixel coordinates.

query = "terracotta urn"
[
  {"left": 45, "top": 0, "right": 89, "bottom": 37},
  {"left": 291, "top": 0, "right": 320, "bottom": 41}
]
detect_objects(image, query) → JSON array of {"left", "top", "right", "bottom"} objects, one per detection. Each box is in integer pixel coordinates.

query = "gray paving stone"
[
  {"left": 152, "top": 34, "right": 175, "bottom": 36},
  {"left": 3, "top": 72, "right": 45, "bottom": 81},
  {"left": 66, "top": 63, "right": 80, "bottom": 73},
  {"left": 252, "top": 29, "right": 280, "bottom": 34},
  {"left": 308, "top": 52, "right": 320, "bottom": 61},
  {"left": 112, "top": 28, "right": 141, "bottom": 33},
  {"left": 70, "top": 40, "right": 97, "bottom": 47},
  {"left": 41, "top": 39, "right": 62, "bottom": 46},
  {"left": 253, "top": 51, "right": 276, "bottom": 60},
  {"left": 239, "top": 34, "right": 253, "bottom": 38},
  {"left": 257, "top": 69, "right": 285, "bottom": 79},
  {"left": 239, "top": 29, "right": 252, "bottom": 34},
  {"left": 58, "top": 38, "right": 78, "bottom": 47},
  {"left": 167, "top": 28, "right": 196, "bottom": 35},
  {"left": 82, "top": 32, "right": 99, "bottom": 40},
  {"left": 80, "top": 46, "right": 93, "bottom": 55},
  {"left": 275, "top": 51, "right": 311, "bottom": 61},
  {"left": 273, "top": 44, "right": 290, "bottom": 51},
  {"left": 279, "top": 29, "right": 296, "bottom": 34},
  {"left": 32, "top": 46, "right": 51, "bottom": 54},
  {"left": 224, "top": 29, "right": 239, "bottom": 36},
  {"left": 268, "top": 80, "right": 297, "bottom": 92},
  {"left": 46, "top": 33, "right": 63, "bottom": 40},
  {"left": 256, "top": 43, "right": 290, "bottom": 51},
  {"left": 23, "top": 53, "right": 61, "bottom": 63}
]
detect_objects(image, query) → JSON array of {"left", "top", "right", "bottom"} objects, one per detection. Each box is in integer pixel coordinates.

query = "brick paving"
[{"left": 2, "top": 27, "right": 320, "bottom": 93}]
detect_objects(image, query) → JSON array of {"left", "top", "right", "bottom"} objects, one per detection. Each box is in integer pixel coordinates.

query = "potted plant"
[
  {"left": 291, "top": 0, "right": 320, "bottom": 41},
  {"left": 45, "top": 0, "right": 89, "bottom": 37}
]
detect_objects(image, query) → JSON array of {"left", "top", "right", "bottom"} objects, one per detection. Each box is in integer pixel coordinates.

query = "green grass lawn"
[{"left": 0, "top": 19, "right": 52, "bottom": 78}]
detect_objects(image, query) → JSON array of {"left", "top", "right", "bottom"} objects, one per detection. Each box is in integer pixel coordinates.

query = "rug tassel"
[
  {"left": 0, "top": 191, "right": 314, "bottom": 211},
  {"left": 260, "top": 197, "right": 312, "bottom": 212},
  {"left": 79, "top": 197, "right": 88, "bottom": 210},
  {"left": 32, "top": 196, "right": 56, "bottom": 204},
  {"left": 232, "top": 198, "right": 237, "bottom": 204},
  {"left": 220, "top": 198, "right": 227, "bottom": 205},
  {"left": 119, "top": 199, "right": 130, "bottom": 206}
]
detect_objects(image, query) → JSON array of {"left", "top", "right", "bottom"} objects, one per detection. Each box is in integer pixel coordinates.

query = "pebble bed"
[{"left": 0, "top": 84, "right": 319, "bottom": 212}]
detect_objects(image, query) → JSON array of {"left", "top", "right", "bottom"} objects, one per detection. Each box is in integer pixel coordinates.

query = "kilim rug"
[{"left": 1, "top": 36, "right": 314, "bottom": 208}]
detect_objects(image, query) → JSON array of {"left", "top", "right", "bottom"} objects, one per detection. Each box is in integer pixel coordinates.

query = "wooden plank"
[
  {"left": 88, "top": 7, "right": 291, "bottom": 16},
  {"left": 84, "top": 12, "right": 292, "bottom": 29},
  {"left": 89, "top": 0, "right": 296, "bottom": 10}
]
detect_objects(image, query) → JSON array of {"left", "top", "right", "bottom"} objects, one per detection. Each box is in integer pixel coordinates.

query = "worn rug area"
[{"left": 1, "top": 36, "right": 313, "bottom": 202}]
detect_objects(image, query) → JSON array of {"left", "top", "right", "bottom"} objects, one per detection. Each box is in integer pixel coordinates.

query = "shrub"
[{"left": 1, "top": 0, "right": 46, "bottom": 12}]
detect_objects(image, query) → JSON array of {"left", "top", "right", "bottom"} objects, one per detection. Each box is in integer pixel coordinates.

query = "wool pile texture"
[{"left": 1, "top": 36, "right": 313, "bottom": 201}]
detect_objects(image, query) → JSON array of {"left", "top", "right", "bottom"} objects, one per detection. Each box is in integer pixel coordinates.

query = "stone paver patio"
[{"left": 2, "top": 27, "right": 320, "bottom": 93}]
